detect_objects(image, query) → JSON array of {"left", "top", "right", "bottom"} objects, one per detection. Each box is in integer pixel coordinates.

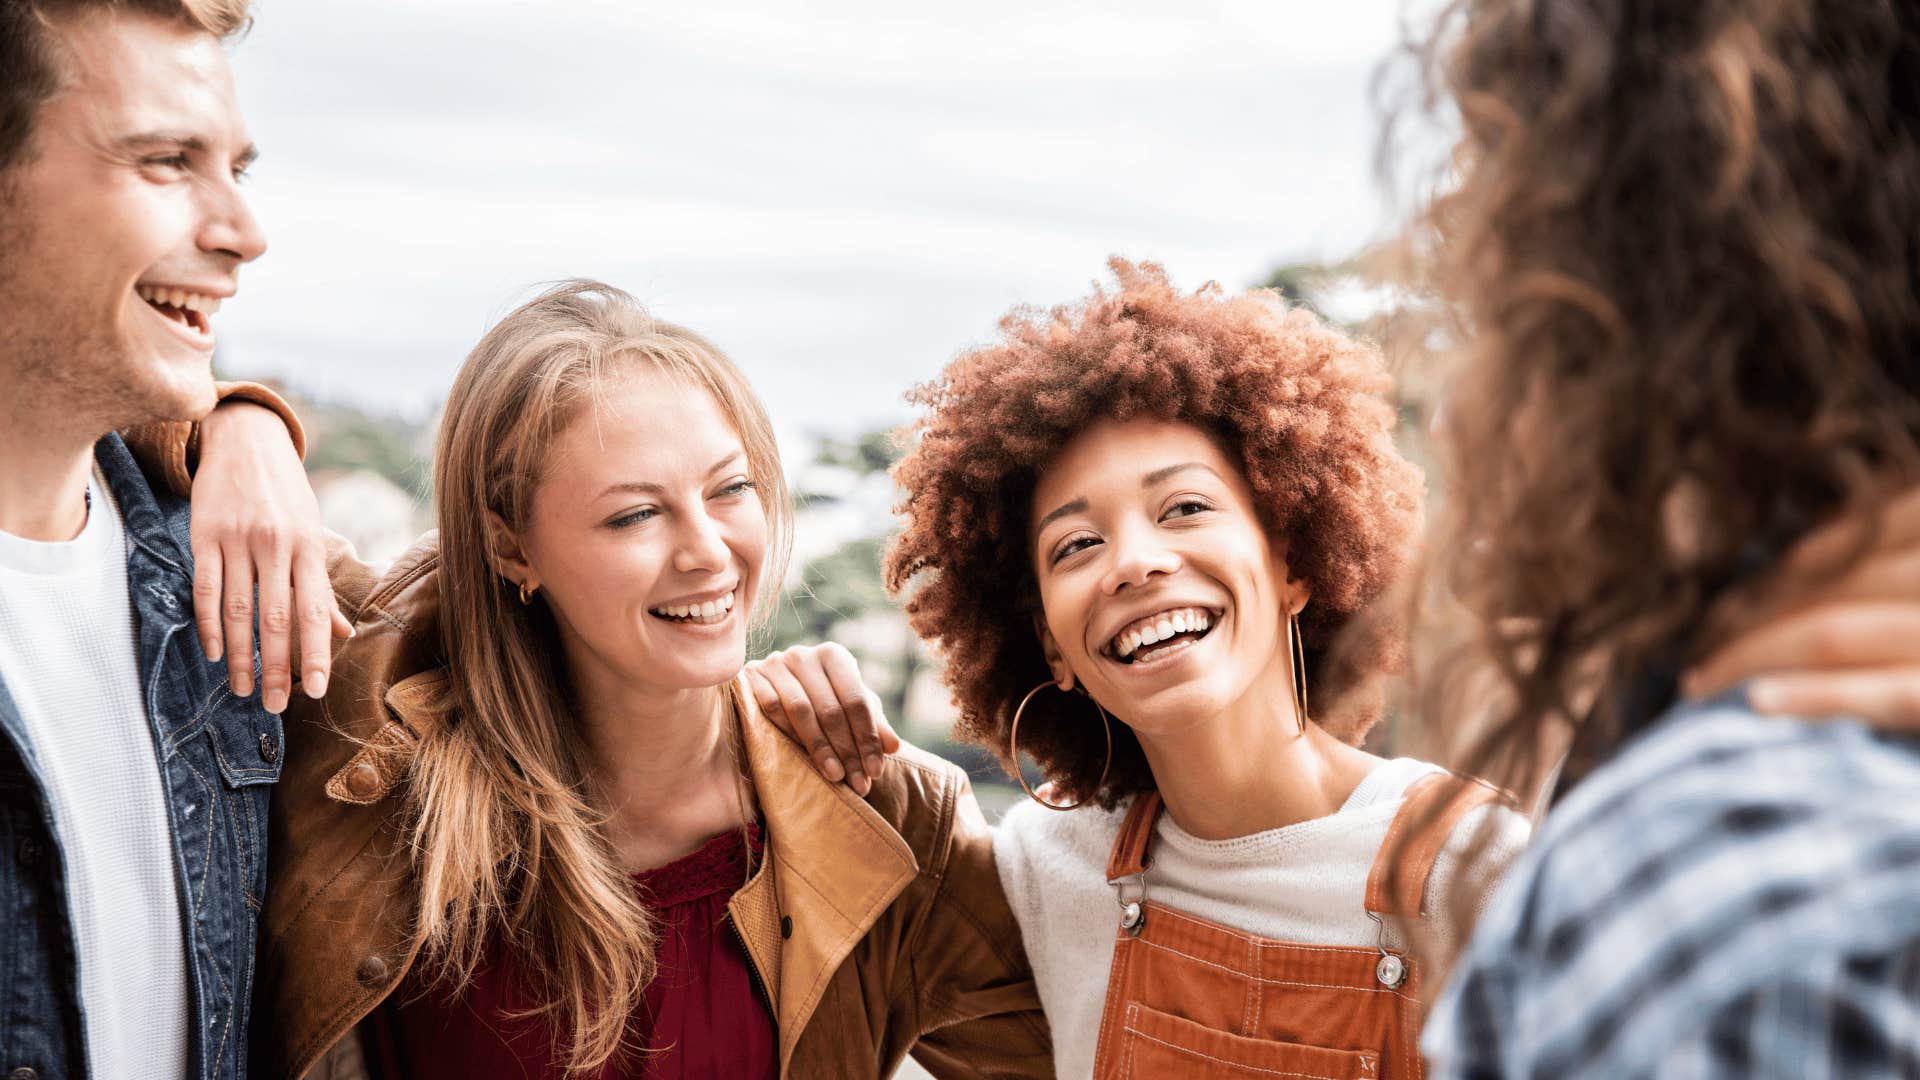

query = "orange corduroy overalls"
[{"left": 1090, "top": 773, "right": 1500, "bottom": 1080}]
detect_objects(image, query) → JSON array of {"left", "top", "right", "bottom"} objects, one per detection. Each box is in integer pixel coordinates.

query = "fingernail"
[
  {"left": 235, "top": 677, "right": 253, "bottom": 696},
  {"left": 823, "top": 757, "right": 844, "bottom": 783},
  {"left": 855, "top": 775, "right": 872, "bottom": 797},
  {"left": 865, "top": 754, "right": 884, "bottom": 779},
  {"left": 265, "top": 689, "right": 288, "bottom": 714},
  {"left": 206, "top": 642, "right": 223, "bottom": 662},
  {"left": 306, "top": 672, "right": 328, "bottom": 699},
  {"left": 1748, "top": 678, "right": 1783, "bottom": 713}
]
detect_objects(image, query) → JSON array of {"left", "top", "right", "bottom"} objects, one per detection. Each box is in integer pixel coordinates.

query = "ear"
[
  {"left": 1031, "top": 613, "right": 1076, "bottom": 692},
  {"left": 486, "top": 510, "right": 537, "bottom": 593},
  {"left": 1287, "top": 578, "right": 1313, "bottom": 617}
]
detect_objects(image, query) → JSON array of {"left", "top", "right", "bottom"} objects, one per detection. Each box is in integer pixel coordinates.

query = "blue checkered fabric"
[{"left": 1423, "top": 694, "right": 1920, "bottom": 1080}]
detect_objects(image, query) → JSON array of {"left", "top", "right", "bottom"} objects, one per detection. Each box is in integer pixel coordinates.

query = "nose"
[
  {"left": 1098, "top": 522, "right": 1181, "bottom": 595},
  {"left": 198, "top": 175, "right": 268, "bottom": 265},
  {"left": 671, "top": 505, "right": 731, "bottom": 576}
]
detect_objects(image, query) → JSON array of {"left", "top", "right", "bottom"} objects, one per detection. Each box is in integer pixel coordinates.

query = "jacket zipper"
[{"left": 728, "top": 911, "right": 778, "bottom": 1032}]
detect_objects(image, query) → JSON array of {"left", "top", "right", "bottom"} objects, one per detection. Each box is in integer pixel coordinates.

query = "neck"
[
  {"left": 578, "top": 679, "right": 737, "bottom": 810},
  {"left": 1134, "top": 664, "right": 1379, "bottom": 840},
  {"left": 569, "top": 662, "right": 753, "bottom": 870},
  {"left": 0, "top": 398, "right": 100, "bottom": 541}
]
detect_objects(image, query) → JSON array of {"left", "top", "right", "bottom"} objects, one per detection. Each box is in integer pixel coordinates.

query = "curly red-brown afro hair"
[{"left": 885, "top": 259, "right": 1425, "bottom": 809}]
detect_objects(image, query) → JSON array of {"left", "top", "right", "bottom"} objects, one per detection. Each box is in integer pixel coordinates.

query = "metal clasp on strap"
[
  {"left": 1366, "top": 910, "right": 1407, "bottom": 989},
  {"left": 1113, "top": 872, "right": 1148, "bottom": 936}
]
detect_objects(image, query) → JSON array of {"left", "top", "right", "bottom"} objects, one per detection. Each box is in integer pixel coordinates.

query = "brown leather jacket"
[{"left": 257, "top": 536, "right": 1052, "bottom": 1080}]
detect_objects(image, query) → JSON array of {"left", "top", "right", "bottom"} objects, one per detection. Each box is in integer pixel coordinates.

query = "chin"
[
  {"left": 1106, "top": 681, "right": 1236, "bottom": 739},
  {"left": 129, "top": 352, "right": 219, "bottom": 423}
]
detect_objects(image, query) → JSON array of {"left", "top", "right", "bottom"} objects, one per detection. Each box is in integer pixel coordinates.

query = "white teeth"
[
  {"left": 137, "top": 286, "right": 222, "bottom": 318},
  {"left": 651, "top": 591, "right": 737, "bottom": 624},
  {"left": 1110, "top": 607, "right": 1217, "bottom": 659}
]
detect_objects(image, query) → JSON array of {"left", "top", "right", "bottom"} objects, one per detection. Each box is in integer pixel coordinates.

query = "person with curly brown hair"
[
  {"left": 1401, "top": 0, "right": 1920, "bottom": 1076},
  {"left": 877, "top": 257, "right": 1532, "bottom": 1079}
]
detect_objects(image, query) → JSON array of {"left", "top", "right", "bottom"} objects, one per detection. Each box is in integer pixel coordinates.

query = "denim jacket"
[{"left": 0, "top": 434, "right": 282, "bottom": 1080}]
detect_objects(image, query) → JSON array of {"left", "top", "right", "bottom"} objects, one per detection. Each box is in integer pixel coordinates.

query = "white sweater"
[
  {"left": 993, "top": 757, "right": 1530, "bottom": 1080},
  {"left": 0, "top": 471, "right": 189, "bottom": 1080}
]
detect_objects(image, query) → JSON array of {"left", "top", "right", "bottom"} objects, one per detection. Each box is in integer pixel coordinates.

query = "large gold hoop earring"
[
  {"left": 1008, "top": 680, "right": 1112, "bottom": 812},
  {"left": 1288, "top": 608, "right": 1310, "bottom": 734}
]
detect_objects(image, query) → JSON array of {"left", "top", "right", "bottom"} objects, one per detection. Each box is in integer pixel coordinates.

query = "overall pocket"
[{"left": 1119, "top": 1003, "right": 1381, "bottom": 1080}]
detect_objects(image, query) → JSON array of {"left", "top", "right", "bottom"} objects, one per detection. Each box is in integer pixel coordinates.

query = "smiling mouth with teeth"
[
  {"left": 1108, "top": 607, "right": 1219, "bottom": 664},
  {"left": 648, "top": 590, "right": 737, "bottom": 625},
  {"left": 137, "top": 285, "right": 220, "bottom": 335}
]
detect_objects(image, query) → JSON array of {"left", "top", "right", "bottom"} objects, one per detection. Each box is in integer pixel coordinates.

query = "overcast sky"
[{"left": 220, "top": 0, "right": 1421, "bottom": 441}]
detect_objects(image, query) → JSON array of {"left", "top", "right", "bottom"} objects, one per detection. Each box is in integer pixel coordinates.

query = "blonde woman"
[{"left": 167, "top": 280, "right": 1048, "bottom": 1079}]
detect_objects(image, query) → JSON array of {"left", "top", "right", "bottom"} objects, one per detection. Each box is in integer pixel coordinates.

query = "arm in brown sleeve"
[
  {"left": 122, "top": 380, "right": 308, "bottom": 498},
  {"left": 905, "top": 774, "right": 1055, "bottom": 1079}
]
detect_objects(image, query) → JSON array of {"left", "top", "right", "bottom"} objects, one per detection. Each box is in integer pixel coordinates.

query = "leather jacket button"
[
  {"left": 355, "top": 955, "right": 390, "bottom": 988},
  {"left": 344, "top": 763, "right": 382, "bottom": 801},
  {"left": 10, "top": 1067, "right": 40, "bottom": 1080},
  {"left": 780, "top": 916, "right": 793, "bottom": 940},
  {"left": 258, "top": 732, "right": 280, "bottom": 763}
]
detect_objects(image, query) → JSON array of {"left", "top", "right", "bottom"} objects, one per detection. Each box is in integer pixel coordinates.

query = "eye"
[
  {"left": 608, "top": 507, "right": 657, "bottom": 529},
  {"left": 145, "top": 154, "right": 191, "bottom": 172},
  {"left": 715, "top": 478, "right": 758, "bottom": 499},
  {"left": 1050, "top": 534, "right": 1101, "bottom": 565},
  {"left": 1162, "top": 497, "right": 1214, "bottom": 521}
]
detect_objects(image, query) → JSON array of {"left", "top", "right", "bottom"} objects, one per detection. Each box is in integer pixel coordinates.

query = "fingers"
[
  {"left": 220, "top": 542, "right": 257, "bottom": 697},
  {"left": 817, "top": 642, "right": 890, "bottom": 786},
  {"left": 751, "top": 657, "right": 848, "bottom": 787},
  {"left": 1687, "top": 603, "right": 1920, "bottom": 699},
  {"left": 255, "top": 535, "right": 294, "bottom": 714},
  {"left": 1747, "top": 667, "right": 1920, "bottom": 730},
  {"left": 784, "top": 650, "right": 872, "bottom": 795},
  {"left": 191, "top": 536, "right": 226, "bottom": 662},
  {"left": 293, "top": 542, "right": 335, "bottom": 700}
]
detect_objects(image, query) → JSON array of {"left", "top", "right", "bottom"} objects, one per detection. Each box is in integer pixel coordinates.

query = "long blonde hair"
[{"left": 415, "top": 279, "right": 792, "bottom": 1073}]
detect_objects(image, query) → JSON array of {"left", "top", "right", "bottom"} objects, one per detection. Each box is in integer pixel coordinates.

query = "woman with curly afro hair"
[{"left": 883, "top": 258, "right": 1529, "bottom": 1079}]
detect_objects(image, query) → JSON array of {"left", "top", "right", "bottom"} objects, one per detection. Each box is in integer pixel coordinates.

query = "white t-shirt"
[
  {"left": 994, "top": 757, "right": 1531, "bottom": 1080},
  {"left": 0, "top": 471, "right": 189, "bottom": 1080}
]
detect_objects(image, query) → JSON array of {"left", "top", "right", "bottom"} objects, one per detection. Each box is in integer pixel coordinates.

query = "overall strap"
[
  {"left": 1363, "top": 771, "right": 1505, "bottom": 919},
  {"left": 1105, "top": 790, "right": 1165, "bottom": 882}
]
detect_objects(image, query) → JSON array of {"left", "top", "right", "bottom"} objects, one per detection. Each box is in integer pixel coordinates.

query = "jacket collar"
[{"left": 377, "top": 670, "right": 920, "bottom": 1075}]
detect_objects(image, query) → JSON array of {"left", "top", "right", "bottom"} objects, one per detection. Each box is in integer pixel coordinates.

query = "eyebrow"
[
  {"left": 1032, "top": 462, "right": 1224, "bottom": 537},
  {"left": 594, "top": 452, "right": 745, "bottom": 500},
  {"left": 119, "top": 131, "right": 260, "bottom": 171}
]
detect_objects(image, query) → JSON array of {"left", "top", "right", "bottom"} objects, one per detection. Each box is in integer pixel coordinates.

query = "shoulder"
[
  {"left": 1428, "top": 694, "right": 1920, "bottom": 1078},
  {"left": 861, "top": 739, "right": 995, "bottom": 872},
  {"left": 993, "top": 795, "right": 1130, "bottom": 906}
]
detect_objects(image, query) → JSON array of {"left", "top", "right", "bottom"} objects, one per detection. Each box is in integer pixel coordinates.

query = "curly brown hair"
[
  {"left": 885, "top": 259, "right": 1425, "bottom": 808},
  {"left": 1402, "top": 0, "right": 1920, "bottom": 805}
]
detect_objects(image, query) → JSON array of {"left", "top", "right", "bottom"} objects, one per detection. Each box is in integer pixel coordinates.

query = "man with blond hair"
[{"left": 0, "top": 2, "right": 339, "bottom": 1076}]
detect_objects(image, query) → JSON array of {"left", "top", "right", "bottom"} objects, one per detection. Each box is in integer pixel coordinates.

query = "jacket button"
[
  {"left": 780, "top": 915, "right": 793, "bottom": 939},
  {"left": 344, "top": 762, "right": 382, "bottom": 801},
  {"left": 258, "top": 732, "right": 280, "bottom": 763},
  {"left": 356, "top": 955, "right": 389, "bottom": 987},
  {"left": 9, "top": 1067, "right": 40, "bottom": 1080}
]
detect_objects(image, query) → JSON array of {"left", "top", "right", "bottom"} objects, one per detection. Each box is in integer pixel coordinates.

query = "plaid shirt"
[{"left": 1423, "top": 694, "right": 1920, "bottom": 1080}]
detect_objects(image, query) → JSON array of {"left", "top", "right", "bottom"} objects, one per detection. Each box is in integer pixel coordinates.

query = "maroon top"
[{"left": 385, "top": 823, "right": 777, "bottom": 1080}]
